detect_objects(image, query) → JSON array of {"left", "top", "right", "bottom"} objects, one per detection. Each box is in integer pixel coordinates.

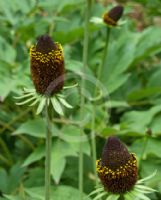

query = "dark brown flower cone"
[
  {"left": 108, "top": 5, "right": 124, "bottom": 22},
  {"left": 103, "top": 5, "right": 124, "bottom": 26},
  {"left": 30, "top": 35, "right": 64, "bottom": 96},
  {"left": 96, "top": 136, "right": 138, "bottom": 194},
  {"left": 101, "top": 136, "right": 130, "bottom": 170}
]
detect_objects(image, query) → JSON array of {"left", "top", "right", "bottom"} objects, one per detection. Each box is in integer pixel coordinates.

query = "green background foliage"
[{"left": 0, "top": 0, "right": 161, "bottom": 199}]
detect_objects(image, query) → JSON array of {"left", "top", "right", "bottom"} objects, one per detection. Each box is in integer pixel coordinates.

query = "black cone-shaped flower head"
[
  {"left": 103, "top": 5, "right": 124, "bottom": 26},
  {"left": 96, "top": 136, "right": 137, "bottom": 194},
  {"left": 30, "top": 35, "right": 64, "bottom": 96}
]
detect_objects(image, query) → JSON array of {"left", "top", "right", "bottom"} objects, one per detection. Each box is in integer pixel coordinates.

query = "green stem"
[
  {"left": 79, "top": 0, "right": 91, "bottom": 199},
  {"left": 119, "top": 194, "right": 125, "bottom": 200},
  {"left": 91, "top": 27, "right": 111, "bottom": 186},
  {"left": 97, "top": 27, "right": 111, "bottom": 80},
  {"left": 45, "top": 98, "right": 52, "bottom": 200},
  {"left": 139, "top": 135, "right": 149, "bottom": 167}
]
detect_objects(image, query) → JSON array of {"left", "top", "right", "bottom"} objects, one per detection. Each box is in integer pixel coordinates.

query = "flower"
[
  {"left": 103, "top": 5, "right": 124, "bottom": 26},
  {"left": 96, "top": 136, "right": 137, "bottom": 194},
  {"left": 90, "top": 136, "right": 157, "bottom": 200},
  {"left": 15, "top": 35, "right": 77, "bottom": 115},
  {"left": 30, "top": 34, "right": 64, "bottom": 96}
]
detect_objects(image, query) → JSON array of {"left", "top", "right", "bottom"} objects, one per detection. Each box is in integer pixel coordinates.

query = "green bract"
[{"left": 14, "top": 84, "right": 77, "bottom": 115}]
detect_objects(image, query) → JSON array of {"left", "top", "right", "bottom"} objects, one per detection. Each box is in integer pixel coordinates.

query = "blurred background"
[{"left": 1, "top": 0, "right": 161, "bottom": 199}]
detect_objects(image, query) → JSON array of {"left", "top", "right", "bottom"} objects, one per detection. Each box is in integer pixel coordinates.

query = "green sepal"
[
  {"left": 36, "top": 97, "right": 46, "bottom": 115},
  {"left": 51, "top": 97, "right": 64, "bottom": 116},
  {"left": 63, "top": 83, "right": 78, "bottom": 89},
  {"left": 58, "top": 97, "right": 73, "bottom": 108},
  {"left": 16, "top": 96, "right": 36, "bottom": 105}
]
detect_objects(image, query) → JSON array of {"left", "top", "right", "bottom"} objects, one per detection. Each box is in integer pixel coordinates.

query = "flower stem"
[
  {"left": 97, "top": 27, "right": 111, "bottom": 79},
  {"left": 91, "top": 27, "right": 111, "bottom": 185},
  {"left": 45, "top": 98, "right": 52, "bottom": 200},
  {"left": 79, "top": 0, "right": 91, "bottom": 199},
  {"left": 139, "top": 135, "right": 149, "bottom": 167},
  {"left": 119, "top": 194, "right": 125, "bottom": 200}
]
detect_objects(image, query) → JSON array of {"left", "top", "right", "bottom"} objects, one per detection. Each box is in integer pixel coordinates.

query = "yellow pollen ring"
[
  {"left": 103, "top": 13, "right": 117, "bottom": 26},
  {"left": 30, "top": 42, "right": 64, "bottom": 64},
  {"left": 96, "top": 153, "right": 137, "bottom": 178}
]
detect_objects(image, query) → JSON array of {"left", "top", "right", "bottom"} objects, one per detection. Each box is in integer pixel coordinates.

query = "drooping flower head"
[
  {"left": 96, "top": 136, "right": 137, "bottom": 194},
  {"left": 103, "top": 5, "right": 124, "bottom": 26},
  {"left": 30, "top": 35, "right": 64, "bottom": 96}
]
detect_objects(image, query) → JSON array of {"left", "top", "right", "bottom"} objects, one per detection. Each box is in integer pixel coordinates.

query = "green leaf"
[
  {"left": 22, "top": 146, "right": 45, "bottom": 167},
  {"left": 0, "top": 36, "right": 16, "bottom": 63},
  {"left": 133, "top": 27, "right": 161, "bottom": 64},
  {"left": 0, "top": 164, "right": 25, "bottom": 194},
  {"left": 51, "top": 156, "right": 66, "bottom": 184},
  {"left": 0, "top": 168, "right": 8, "bottom": 193},
  {"left": 12, "top": 118, "right": 46, "bottom": 138},
  {"left": 101, "top": 28, "right": 138, "bottom": 93},
  {"left": 51, "top": 139, "right": 78, "bottom": 183},
  {"left": 61, "top": 125, "right": 90, "bottom": 156},
  {"left": 3, "top": 195, "right": 22, "bottom": 200},
  {"left": 131, "top": 138, "right": 161, "bottom": 159},
  {"left": 25, "top": 185, "right": 91, "bottom": 200},
  {"left": 121, "top": 105, "right": 161, "bottom": 133},
  {"left": 52, "top": 139, "right": 77, "bottom": 158},
  {"left": 127, "top": 87, "right": 161, "bottom": 101}
]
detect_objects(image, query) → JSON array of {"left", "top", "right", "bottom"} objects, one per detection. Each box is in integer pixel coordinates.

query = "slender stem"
[
  {"left": 45, "top": 98, "right": 52, "bottom": 200},
  {"left": 97, "top": 27, "right": 111, "bottom": 80},
  {"left": 79, "top": 0, "right": 91, "bottom": 199},
  {"left": 119, "top": 194, "right": 125, "bottom": 200},
  {"left": 139, "top": 135, "right": 149, "bottom": 167},
  {"left": 91, "top": 109, "right": 98, "bottom": 184},
  {"left": 91, "top": 27, "right": 111, "bottom": 186}
]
